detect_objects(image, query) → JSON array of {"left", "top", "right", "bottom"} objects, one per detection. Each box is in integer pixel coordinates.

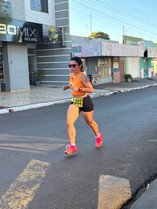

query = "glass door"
[
  {"left": 0, "top": 46, "right": 4, "bottom": 81},
  {"left": 28, "top": 49, "right": 36, "bottom": 85},
  {"left": 143, "top": 59, "right": 148, "bottom": 78}
]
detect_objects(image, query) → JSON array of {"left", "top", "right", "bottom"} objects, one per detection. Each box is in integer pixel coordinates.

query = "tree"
[{"left": 88, "top": 31, "right": 110, "bottom": 40}]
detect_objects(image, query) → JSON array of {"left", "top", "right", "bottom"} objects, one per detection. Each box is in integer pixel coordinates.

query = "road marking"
[
  {"left": 148, "top": 139, "right": 157, "bottom": 142},
  {"left": 98, "top": 175, "right": 131, "bottom": 209},
  {"left": 0, "top": 159, "right": 51, "bottom": 209}
]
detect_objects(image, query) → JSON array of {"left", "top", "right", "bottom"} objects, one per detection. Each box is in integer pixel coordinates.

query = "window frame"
[{"left": 30, "top": 0, "right": 48, "bottom": 13}]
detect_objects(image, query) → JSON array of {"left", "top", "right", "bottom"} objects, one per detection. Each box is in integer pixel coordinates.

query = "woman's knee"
[
  {"left": 85, "top": 119, "right": 93, "bottom": 126},
  {"left": 66, "top": 118, "right": 74, "bottom": 127}
]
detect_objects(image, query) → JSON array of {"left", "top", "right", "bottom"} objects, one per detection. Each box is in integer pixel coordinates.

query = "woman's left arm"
[{"left": 79, "top": 74, "right": 94, "bottom": 93}]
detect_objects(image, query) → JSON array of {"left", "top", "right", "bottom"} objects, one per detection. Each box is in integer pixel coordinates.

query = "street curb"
[
  {"left": 0, "top": 98, "right": 72, "bottom": 114},
  {"left": 0, "top": 84, "right": 157, "bottom": 114}
]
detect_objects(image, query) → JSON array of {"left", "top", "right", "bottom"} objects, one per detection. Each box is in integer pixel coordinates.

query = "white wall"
[
  {"left": 126, "top": 57, "right": 140, "bottom": 78},
  {"left": 11, "top": 0, "right": 25, "bottom": 20},
  {"left": 3, "top": 43, "right": 30, "bottom": 91}
]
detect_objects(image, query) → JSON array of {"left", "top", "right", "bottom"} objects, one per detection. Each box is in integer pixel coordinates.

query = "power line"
[{"left": 70, "top": 0, "right": 157, "bottom": 41}]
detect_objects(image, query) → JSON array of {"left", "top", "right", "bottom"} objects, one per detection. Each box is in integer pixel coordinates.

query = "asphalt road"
[{"left": 0, "top": 86, "right": 157, "bottom": 209}]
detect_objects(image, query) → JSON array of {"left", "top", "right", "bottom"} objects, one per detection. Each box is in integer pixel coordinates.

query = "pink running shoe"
[
  {"left": 95, "top": 133, "right": 103, "bottom": 148},
  {"left": 64, "top": 144, "right": 78, "bottom": 155}
]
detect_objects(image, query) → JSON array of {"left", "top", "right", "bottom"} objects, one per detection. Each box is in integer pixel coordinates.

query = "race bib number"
[{"left": 72, "top": 98, "right": 83, "bottom": 108}]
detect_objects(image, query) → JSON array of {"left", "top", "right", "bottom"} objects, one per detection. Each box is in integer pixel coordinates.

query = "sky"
[{"left": 69, "top": 0, "right": 157, "bottom": 43}]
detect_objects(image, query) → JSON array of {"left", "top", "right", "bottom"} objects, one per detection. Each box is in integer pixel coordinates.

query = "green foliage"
[
  {"left": 36, "top": 69, "right": 45, "bottom": 81},
  {"left": 124, "top": 74, "right": 132, "bottom": 79},
  {"left": 124, "top": 74, "right": 132, "bottom": 82},
  {"left": 88, "top": 31, "right": 110, "bottom": 40}
]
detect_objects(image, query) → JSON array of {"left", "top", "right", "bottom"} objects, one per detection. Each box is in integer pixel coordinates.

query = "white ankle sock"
[{"left": 96, "top": 133, "right": 100, "bottom": 138}]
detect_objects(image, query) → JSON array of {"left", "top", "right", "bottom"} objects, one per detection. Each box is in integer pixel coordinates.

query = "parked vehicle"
[{"left": 87, "top": 74, "right": 94, "bottom": 85}]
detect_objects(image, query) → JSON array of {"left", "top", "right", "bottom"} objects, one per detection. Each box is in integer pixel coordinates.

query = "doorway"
[
  {"left": 0, "top": 45, "right": 5, "bottom": 91},
  {"left": 28, "top": 49, "right": 36, "bottom": 85}
]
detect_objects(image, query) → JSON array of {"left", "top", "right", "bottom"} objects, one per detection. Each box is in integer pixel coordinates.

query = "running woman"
[{"left": 63, "top": 56, "right": 103, "bottom": 155}]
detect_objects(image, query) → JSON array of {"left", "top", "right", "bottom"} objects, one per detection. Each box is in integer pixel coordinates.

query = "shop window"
[
  {"left": 113, "top": 58, "right": 119, "bottom": 68},
  {"left": 30, "top": 0, "right": 48, "bottom": 13},
  {"left": 97, "top": 58, "right": 111, "bottom": 79}
]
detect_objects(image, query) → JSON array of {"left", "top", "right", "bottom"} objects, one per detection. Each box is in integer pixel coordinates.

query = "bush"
[
  {"left": 124, "top": 74, "right": 132, "bottom": 82},
  {"left": 124, "top": 74, "right": 132, "bottom": 79},
  {"left": 36, "top": 69, "right": 45, "bottom": 81}
]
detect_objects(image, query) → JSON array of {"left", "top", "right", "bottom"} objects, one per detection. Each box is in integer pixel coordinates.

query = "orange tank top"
[{"left": 69, "top": 72, "right": 86, "bottom": 96}]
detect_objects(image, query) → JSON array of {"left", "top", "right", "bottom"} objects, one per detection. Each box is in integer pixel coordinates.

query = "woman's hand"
[
  {"left": 70, "top": 85, "right": 80, "bottom": 92},
  {"left": 62, "top": 85, "right": 69, "bottom": 91},
  {"left": 68, "top": 83, "right": 78, "bottom": 92},
  {"left": 62, "top": 83, "right": 76, "bottom": 91}
]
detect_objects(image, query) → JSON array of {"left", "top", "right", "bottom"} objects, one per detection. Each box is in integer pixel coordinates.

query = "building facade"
[
  {"left": 123, "top": 35, "right": 157, "bottom": 78},
  {"left": 72, "top": 36, "right": 144, "bottom": 84},
  {"left": 0, "top": 0, "right": 71, "bottom": 91}
]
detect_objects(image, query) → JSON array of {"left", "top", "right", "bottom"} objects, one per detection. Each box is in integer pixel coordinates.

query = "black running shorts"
[{"left": 71, "top": 95, "right": 94, "bottom": 112}]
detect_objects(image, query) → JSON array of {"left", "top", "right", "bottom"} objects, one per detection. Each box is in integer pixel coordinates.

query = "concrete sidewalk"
[
  {"left": 130, "top": 179, "right": 157, "bottom": 209},
  {"left": 0, "top": 77, "right": 157, "bottom": 114},
  {"left": 0, "top": 85, "right": 111, "bottom": 113},
  {"left": 0, "top": 77, "right": 157, "bottom": 208}
]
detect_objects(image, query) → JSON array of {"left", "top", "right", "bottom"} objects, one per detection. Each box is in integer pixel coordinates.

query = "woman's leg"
[
  {"left": 81, "top": 110, "right": 99, "bottom": 137},
  {"left": 82, "top": 110, "right": 103, "bottom": 148},
  {"left": 66, "top": 104, "right": 80, "bottom": 145}
]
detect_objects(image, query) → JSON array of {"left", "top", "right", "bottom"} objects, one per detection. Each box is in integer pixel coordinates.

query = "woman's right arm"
[{"left": 62, "top": 84, "right": 70, "bottom": 91}]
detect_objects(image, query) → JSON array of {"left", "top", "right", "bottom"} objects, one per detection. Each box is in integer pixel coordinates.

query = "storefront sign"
[
  {"left": 101, "top": 42, "right": 145, "bottom": 57},
  {"left": 72, "top": 46, "right": 82, "bottom": 53},
  {"left": 72, "top": 42, "right": 144, "bottom": 57},
  {"left": 0, "top": 19, "right": 43, "bottom": 44},
  {"left": 72, "top": 42, "right": 101, "bottom": 57},
  {"left": 41, "top": 25, "right": 63, "bottom": 47}
]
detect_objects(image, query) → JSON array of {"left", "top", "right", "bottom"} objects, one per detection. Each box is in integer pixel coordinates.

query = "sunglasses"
[{"left": 68, "top": 64, "right": 78, "bottom": 68}]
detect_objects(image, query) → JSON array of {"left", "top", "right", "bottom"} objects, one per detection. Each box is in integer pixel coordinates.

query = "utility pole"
[
  {"left": 90, "top": 12, "right": 92, "bottom": 33},
  {"left": 122, "top": 25, "right": 126, "bottom": 44},
  {"left": 86, "top": 24, "right": 90, "bottom": 36}
]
